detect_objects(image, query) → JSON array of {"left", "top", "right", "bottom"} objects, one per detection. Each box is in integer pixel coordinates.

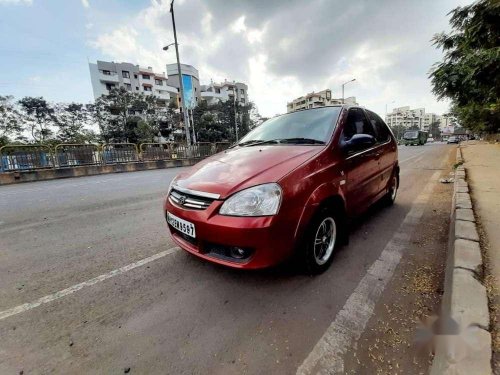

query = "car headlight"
[{"left": 219, "top": 183, "right": 282, "bottom": 216}]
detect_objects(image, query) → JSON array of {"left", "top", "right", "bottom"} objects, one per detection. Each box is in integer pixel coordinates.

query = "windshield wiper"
[
  {"left": 238, "top": 138, "right": 324, "bottom": 147},
  {"left": 238, "top": 139, "right": 281, "bottom": 147},
  {"left": 278, "top": 138, "right": 325, "bottom": 144}
]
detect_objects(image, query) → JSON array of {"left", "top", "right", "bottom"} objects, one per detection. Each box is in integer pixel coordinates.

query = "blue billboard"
[{"left": 182, "top": 74, "right": 196, "bottom": 109}]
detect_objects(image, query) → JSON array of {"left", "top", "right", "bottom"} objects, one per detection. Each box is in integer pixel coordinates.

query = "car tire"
[
  {"left": 301, "top": 206, "right": 343, "bottom": 275},
  {"left": 383, "top": 172, "right": 399, "bottom": 206}
]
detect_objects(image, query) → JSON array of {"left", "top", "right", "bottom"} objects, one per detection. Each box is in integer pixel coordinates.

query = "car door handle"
[{"left": 374, "top": 153, "right": 381, "bottom": 159}]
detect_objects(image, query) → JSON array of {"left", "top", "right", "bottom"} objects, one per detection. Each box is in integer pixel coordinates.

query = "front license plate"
[{"left": 167, "top": 211, "right": 196, "bottom": 238}]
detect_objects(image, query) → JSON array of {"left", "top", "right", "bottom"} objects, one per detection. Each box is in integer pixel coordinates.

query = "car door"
[
  {"left": 365, "top": 109, "right": 397, "bottom": 196},
  {"left": 341, "top": 108, "right": 381, "bottom": 215}
]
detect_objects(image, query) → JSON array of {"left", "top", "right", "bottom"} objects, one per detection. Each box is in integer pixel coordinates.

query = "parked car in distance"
[
  {"left": 447, "top": 136, "right": 459, "bottom": 144},
  {"left": 164, "top": 106, "right": 399, "bottom": 274},
  {"left": 428, "top": 137, "right": 434, "bottom": 143}
]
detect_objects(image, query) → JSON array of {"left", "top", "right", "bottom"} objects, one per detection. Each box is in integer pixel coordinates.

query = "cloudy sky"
[{"left": 0, "top": 0, "right": 470, "bottom": 117}]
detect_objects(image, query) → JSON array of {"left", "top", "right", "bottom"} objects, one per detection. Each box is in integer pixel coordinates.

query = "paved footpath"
[
  {"left": 462, "top": 141, "right": 500, "bottom": 369},
  {"left": 0, "top": 144, "right": 455, "bottom": 374}
]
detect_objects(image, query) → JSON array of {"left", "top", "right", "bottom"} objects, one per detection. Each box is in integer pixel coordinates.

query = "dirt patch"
[{"left": 343, "top": 149, "right": 455, "bottom": 374}]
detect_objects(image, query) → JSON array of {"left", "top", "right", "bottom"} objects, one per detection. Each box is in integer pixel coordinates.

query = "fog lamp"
[{"left": 230, "top": 247, "right": 247, "bottom": 259}]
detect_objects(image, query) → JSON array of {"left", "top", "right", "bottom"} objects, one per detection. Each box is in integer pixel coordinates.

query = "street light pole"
[
  {"left": 341, "top": 78, "right": 356, "bottom": 104},
  {"left": 233, "top": 86, "right": 239, "bottom": 141},
  {"left": 168, "top": 0, "right": 191, "bottom": 146}
]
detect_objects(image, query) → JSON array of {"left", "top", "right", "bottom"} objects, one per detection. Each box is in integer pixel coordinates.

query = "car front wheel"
[{"left": 302, "top": 207, "right": 341, "bottom": 274}]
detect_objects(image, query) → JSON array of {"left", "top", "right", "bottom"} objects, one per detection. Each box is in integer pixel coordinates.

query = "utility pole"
[
  {"left": 341, "top": 78, "right": 356, "bottom": 104},
  {"left": 233, "top": 86, "right": 239, "bottom": 141},
  {"left": 169, "top": 0, "right": 191, "bottom": 146}
]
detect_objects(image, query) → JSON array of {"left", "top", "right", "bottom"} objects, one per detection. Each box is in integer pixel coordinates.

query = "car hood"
[{"left": 173, "top": 145, "right": 324, "bottom": 198}]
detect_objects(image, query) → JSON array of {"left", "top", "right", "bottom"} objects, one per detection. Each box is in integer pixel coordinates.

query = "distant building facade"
[
  {"left": 88, "top": 61, "right": 178, "bottom": 106},
  {"left": 89, "top": 60, "right": 249, "bottom": 110},
  {"left": 287, "top": 89, "right": 357, "bottom": 112},
  {"left": 200, "top": 80, "right": 248, "bottom": 106},
  {"left": 385, "top": 106, "right": 443, "bottom": 131}
]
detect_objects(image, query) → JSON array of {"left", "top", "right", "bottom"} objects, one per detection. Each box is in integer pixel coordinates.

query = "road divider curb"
[
  {"left": 431, "top": 146, "right": 492, "bottom": 375},
  {"left": 0, "top": 159, "right": 198, "bottom": 186}
]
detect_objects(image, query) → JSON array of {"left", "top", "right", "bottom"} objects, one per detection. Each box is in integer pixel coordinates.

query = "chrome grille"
[{"left": 169, "top": 188, "right": 215, "bottom": 210}]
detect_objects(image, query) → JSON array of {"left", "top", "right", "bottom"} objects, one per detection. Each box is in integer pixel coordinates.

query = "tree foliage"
[
  {"left": 192, "top": 100, "right": 255, "bottom": 143},
  {"left": 428, "top": 121, "right": 441, "bottom": 139},
  {"left": 0, "top": 95, "right": 23, "bottom": 146},
  {"left": 18, "top": 97, "right": 56, "bottom": 143},
  {"left": 54, "top": 103, "right": 97, "bottom": 143},
  {"left": 1, "top": 89, "right": 260, "bottom": 145},
  {"left": 430, "top": 0, "right": 500, "bottom": 133}
]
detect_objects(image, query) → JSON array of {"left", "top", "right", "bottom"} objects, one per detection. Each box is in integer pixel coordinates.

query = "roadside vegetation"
[
  {"left": 0, "top": 88, "right": 262, "bottom": 147},
  {"left": 430, "top": 0, "right": 499, "bottom": 135}
]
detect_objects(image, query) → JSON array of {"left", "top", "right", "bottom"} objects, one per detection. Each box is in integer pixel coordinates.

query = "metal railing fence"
[
  {"left": 55, "top": 144, "right": 101, "bottom": 167},
  {"left": 102, "top": 143, "right": 139, "bottom": 164},
  {"left": 140, "top": 143, "right": 173, "bottom": 161},
  {"left": 0, "top": 144, "right": 54, "bottom": 172},
  {"left": 215, "top": 142, "right": 230, "bottom": 153},
  {"left": 0, "top": 141, "right": 231, "bottom": 172}
]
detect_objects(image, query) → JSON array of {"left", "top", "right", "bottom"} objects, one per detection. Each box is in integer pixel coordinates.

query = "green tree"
[
  {"left": 18, "top": 97, "right": 56, "bottom": 143},
  {"left": 88, "top": 87, "right": 169, "bottom": 142},
  {"left": 0, "top": 95, "right": 23, "bottom": 146},
  {"left": 133, "top": 119, "right": 156, "bottom": 143},
  {"left": 429, "top": 121, "right": 441, "bottom": 139},
  {"left": 86, "top": 101, "right": 113, "bottom": 142},
  {"left": 54, "top": 103, "right": 97, "bottom": 143},
  {"left": 430, "top": 0, "right": 500, "bottom": 133},
  {"left": 389, "top": 124, "right": 407, "bottom": 140}
]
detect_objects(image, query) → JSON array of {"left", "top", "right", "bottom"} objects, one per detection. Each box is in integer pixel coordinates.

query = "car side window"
[
  {"left": 343, "top": 108, "right": 376, "bottom": 141},
  {"left": 366, "top": 110, "right": 391, "bottom": 143}
]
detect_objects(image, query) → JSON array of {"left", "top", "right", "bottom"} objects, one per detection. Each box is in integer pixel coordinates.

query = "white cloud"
[
  {"left": 230, "top": 16, "right": 246, "bottom": 34},
  {"left": 81, "top": 0, "right": 89, "bottom": 8},
  {"left": 87, "top": 0, "right": 462, "bottom": 117}
]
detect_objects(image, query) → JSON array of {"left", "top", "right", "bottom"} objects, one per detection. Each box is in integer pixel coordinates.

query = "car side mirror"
[{"left": 342, "top": 134, "right": 376, "bottom": 152}]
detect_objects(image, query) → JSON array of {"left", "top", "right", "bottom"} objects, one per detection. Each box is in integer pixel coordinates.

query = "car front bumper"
[{"left": 164, "top": 197, "right": 297, "bottom": 269}]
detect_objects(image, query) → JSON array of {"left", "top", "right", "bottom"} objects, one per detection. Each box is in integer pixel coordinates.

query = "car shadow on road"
[{"left": 179, "top": 197, "right": 412, "bottom": 283}]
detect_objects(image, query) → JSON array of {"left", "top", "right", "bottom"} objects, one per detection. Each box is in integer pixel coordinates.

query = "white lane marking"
[
  {"left": 399, "top": 150, "right": 427, "bottom": 164},
  {"left": 0, "top": 246, "right": 179, "bottom": 321},
  {"left": 297, "top": 170, "right": 441, "bottom": 375}
]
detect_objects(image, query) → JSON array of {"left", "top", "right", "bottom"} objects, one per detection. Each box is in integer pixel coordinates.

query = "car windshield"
[
  {"left": 238, "top": 107, "right": 342, "bottom": 146},
  {"left": 404, "top": 131, "right": 418, "bottom": 139}
]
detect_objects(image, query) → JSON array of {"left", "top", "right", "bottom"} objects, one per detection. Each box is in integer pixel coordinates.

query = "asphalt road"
[{"left": 0, "top": 144, "right": 454, "bottom": 374}]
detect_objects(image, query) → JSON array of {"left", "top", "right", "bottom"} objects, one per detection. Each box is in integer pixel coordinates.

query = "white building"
[
  {"left": 287, "top": 89, "right": 357, "bottom": 112},
  {"left": 438, "top": 114, "right": 457, "bottom": 138},
  {"left": 88, "top": 61, "right": 178, "bottom": 107},
  {"left": 385, "top": 106, "right": 441, "bottom": 131},
  {"left": 200, "top": 80, "right": 248, "bottom": 106},
  {"left": 89, "top": 60, "right": 249, "bottom": 109}
]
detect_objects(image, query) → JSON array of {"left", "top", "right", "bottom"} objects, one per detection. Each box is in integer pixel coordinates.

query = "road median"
[{"left": 0, "top": 158, "right": 198, "bottom": 186}]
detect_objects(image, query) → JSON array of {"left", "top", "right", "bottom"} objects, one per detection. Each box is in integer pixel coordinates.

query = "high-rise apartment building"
[
  {"left": 89, "top": 60, "right": 249, "bottom": 109},
  {"left": 88, "top": 61, "right": 178, "bottom": 106},
  {"left": 385, "top": 106, "right": 441, "bottom": 131}
]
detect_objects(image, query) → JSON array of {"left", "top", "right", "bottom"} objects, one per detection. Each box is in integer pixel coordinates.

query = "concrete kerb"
[
  {"left": 431, "top": 145, "right": 492, "bottom": 374},
  {"left": 0, "top": 159, "right": 199, "bottom": 186}
]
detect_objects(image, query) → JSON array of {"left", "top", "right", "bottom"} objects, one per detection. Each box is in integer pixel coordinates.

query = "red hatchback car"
[{"left": 164, "top": 105, "right": 399, "bottom": 273}]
